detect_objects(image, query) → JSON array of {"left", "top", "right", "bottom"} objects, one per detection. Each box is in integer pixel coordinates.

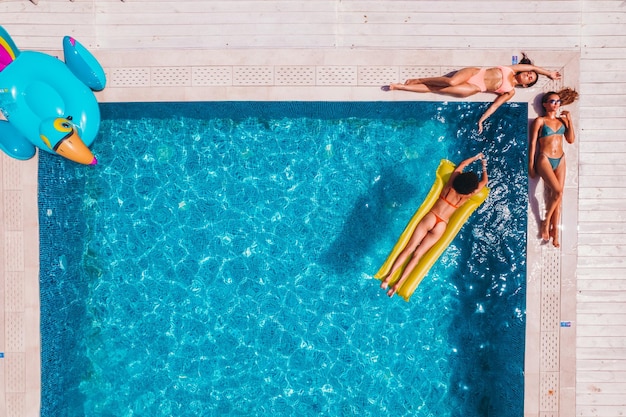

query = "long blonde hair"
[{"left": 556, "top": 88, "right": 579, "bottom": 106}]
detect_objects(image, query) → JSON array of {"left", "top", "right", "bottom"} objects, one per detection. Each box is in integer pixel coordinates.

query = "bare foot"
[
  {"left": 380, "top": 278, "right": 389, "bottom": 289},
  {"left": 550, "top": 226, "right": 560, "bottom": 248},
  {"left": 386, "top": 285, "right": 399, "bottom": 297}
]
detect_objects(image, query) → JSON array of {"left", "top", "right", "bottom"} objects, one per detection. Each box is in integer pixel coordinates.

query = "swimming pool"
[{"left": 39, "top": 101, "right": 527, "bottom": 416}]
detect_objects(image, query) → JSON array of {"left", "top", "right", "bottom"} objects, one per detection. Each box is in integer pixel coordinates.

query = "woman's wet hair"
[
  {"left": 452, "top": 172, "right": 479, "bottom": 195},
  {"left": 516, "top": 52, "right": 539, "bottom": 88}
]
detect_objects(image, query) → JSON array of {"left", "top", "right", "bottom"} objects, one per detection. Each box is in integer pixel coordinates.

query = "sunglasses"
[{"left": 547, "top": 99, "right": 562, "bottom": 104}]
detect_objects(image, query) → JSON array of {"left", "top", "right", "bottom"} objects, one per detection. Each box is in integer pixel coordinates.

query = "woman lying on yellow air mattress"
[{"left": 377, "top": 153, "right": 489, "bottom": 299}]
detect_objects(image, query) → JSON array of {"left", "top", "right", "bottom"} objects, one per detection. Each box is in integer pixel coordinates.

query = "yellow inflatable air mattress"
[{"left": 374, "top": 159, "right": 489, "bottom": 301}]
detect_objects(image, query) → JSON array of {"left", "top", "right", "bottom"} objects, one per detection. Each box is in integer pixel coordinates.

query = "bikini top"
[
  {"left": 440, "top": 189, "right": 461, "bottom": 209},
  {"left": 494, "top": 66, "right": 516, "bottom": 94},
  {"left": 539, "top": 121, "right": 566, "bottom": 138}
]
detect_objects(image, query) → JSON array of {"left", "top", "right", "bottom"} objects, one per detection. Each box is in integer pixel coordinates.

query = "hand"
[
  {"left": 477, "top": 120, "right": 484, "bottom": 134},
  {"left": 476, "top": 152, "right": 485, "bottom": 160},
  {"left": 549, "top": 71, "right": 562, "bottom": 80},
  {"left": 559, "top": 110, "right": 572, "bottom": 128}
]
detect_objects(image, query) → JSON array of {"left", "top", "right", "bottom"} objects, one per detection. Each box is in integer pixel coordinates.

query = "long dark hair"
[
  {"left": 517, "top": 52, "right": 539, "bottom": 88},
  {"left": 452, "top": 172, "right": 479, "bottom": 195}
]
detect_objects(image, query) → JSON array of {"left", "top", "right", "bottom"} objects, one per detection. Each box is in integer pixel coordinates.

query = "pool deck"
[
  {"left": 1, "top": 48, "right": 577, "bottom": 416},
  {"left": 0, "top": 155, "right": 40, "bottom": 417}
]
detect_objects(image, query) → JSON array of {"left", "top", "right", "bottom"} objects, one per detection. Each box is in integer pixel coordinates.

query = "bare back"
[{"left": 430, "top": 187, "right": 471, "bottom": 222}]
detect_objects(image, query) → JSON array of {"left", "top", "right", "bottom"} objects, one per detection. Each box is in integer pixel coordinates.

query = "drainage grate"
[
  {"left": 192, "top": 66, "right": 232, "bottom": 86},
  {"left": 275, "top": 66, "right": 316, "bottom": 85},
  {"left": 233, "top": 66, "right": 274, "bottom": 85},
  {"left": 316, "top": 66, "right": 357, "bottom": 85}
]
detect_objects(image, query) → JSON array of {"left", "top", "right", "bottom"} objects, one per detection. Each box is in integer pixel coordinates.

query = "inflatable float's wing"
[
  {"left": 374, "top": 159, "right": 490, "bottom": 302},
  {"left": 0, "top": 26, "right": 20, "bottom": 72},
  {"left": 0, "top": 122, "right": 36, "bottom": 160},
  {"left": 63, "top": 36, "right": 106, "bottom": 91}
]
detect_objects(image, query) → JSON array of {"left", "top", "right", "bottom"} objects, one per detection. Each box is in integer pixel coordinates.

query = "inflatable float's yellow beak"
[
  {"left": 40, "top": 118, "right": 98, "bottom": 165},
  {"left": 53, "top": 129, "right": 98, "bottom": 165}
]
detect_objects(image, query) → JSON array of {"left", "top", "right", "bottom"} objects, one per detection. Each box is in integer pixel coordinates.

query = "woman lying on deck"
[
  {"left": 381, "top": 54, "right": 561, "bottom": 133},
  {"left": 528, "top": 88, "right": 578, "bottom": 248}
]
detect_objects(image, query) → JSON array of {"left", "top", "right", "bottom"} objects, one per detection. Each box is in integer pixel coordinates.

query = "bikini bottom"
[
  {"left": 467, "top": 68, "right": 488, "bottom": 92},
  {"left": 543, "top": 152, "right": 564, "bottom": 170},
  {"left": 432, "top": 212, "right": 448, "bottom": 226}
]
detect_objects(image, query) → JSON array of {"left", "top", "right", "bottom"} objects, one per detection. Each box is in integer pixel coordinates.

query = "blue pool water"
[{"left": 39, "top": 101, "right": 527, "bottom": 416}]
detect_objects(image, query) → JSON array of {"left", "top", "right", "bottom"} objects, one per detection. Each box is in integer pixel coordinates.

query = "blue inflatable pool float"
[{"left": 0, "top": 26, "right": 106, "bottom": 165}]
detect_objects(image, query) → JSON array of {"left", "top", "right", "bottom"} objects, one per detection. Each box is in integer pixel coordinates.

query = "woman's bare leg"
[
  {"left": 387, "top": 223, "right": 446, "bottom": 297},
  {"left": 550, "top": 160, "right": 566, "bottom": 247},
  {"left": 537, "top": 156, "right": 566, "bottom": 244},
  {"left": 550, "top": 203, "right": 561, "bottom": 248},
  {"left": 380, "top": 214, "right": 437, "bottom": 289},
  {"left": 403, "top": 68, "right": 479, "bottom": 87},
  {"left": 388, "top": 83, "right": 480, "bottom": 98}
]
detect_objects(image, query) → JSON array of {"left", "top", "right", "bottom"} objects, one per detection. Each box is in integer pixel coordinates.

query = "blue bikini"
[
  {"left": 539, "top": 121, "right": 566, "bottom": 170},
  {"left": 540, "top": 122, "right": 566, "bottom": 138}
]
